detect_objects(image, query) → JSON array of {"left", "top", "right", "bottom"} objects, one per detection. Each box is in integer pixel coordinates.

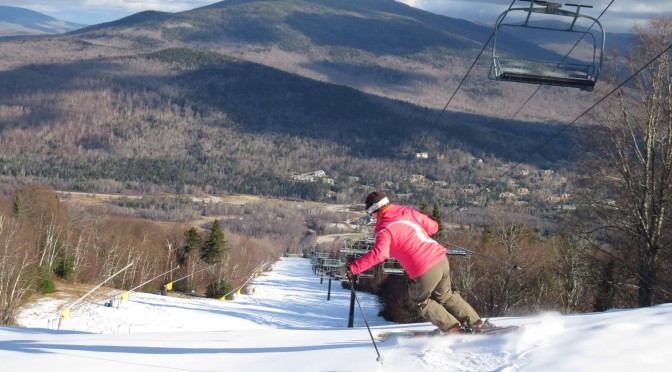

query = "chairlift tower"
[{"left": 491, "top": 0, "right": 606, "bottom": 92}]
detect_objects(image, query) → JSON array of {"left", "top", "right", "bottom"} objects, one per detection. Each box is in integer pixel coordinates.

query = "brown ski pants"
[{"left": 408, "top": 257, "right": 480, "bottom": 331}]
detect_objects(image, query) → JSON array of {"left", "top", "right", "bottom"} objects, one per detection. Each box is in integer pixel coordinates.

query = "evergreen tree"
[
  {"left": 431, "top": 203, "right": 445, "bottom": 239},
  {"left": 482, "top": 225, "right": 496, "bottom": 245},
  {"left": 206, "top": 278, "right": 233, "bottom": 299},
  {"left": 178, "top": 227, "right": 201, "bottom": 266},
  {"left": 430, "top": 203, "right": 442, "bottom": 224},
  {"left": 12, "top": 195, "right": 22, "bottom": 216},
  {"left": 201, "top": 220, "right": 226, "bottom": 264},
  {"left": 419, "top": 202, "right": 430, "bottom": 216}
]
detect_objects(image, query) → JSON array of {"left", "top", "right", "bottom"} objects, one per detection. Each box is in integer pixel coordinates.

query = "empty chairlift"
[
  {"left": 339, "top": 238, "right": 376, "bottom": 280},
  {"left": 381, "top": 258, "right": 405, "bottom": 275},
  {"left": 491, "top": 1, "right": 605, "bottom": 92}
]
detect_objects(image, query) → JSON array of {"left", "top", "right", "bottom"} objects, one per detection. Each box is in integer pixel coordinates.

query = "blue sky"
[{"left": 1, "top": 0, "right": 671, "bottom": 33}]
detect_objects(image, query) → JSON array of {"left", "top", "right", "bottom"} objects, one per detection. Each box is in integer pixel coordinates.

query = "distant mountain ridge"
[
  {"left": 72, "top": 0, "right": 572, "bottom": 117},
  {"left": 71, "top": 0, "right": 634, "bottom": 113},
  {"left": 0, "top": 5, "right": 87, "bottom": 36},
  {"left": 79, "top": 0, "right": 494, "bottom": 51}
]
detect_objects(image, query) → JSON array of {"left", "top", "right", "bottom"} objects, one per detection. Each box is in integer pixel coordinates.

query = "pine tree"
[
  {"left": 178, "top": 227, "right": 201, "bottom": 266},
  {"left": 12, "top": 195, "right": 22, "bottom": 216},
  {"left": 430, "top": 203, "right": 442, "bottom": 224},
  {"left": 482, "top": 225, "right": 496, "bottom": 245},
  {"left": 419, "top": 202, "right": 430, "bottom": 216},
  {"left": 201, "top": 220, "right": 226, "bottom": 264},
  {"left": 430, "top": 203, "right": 445, "bottom": 239}
]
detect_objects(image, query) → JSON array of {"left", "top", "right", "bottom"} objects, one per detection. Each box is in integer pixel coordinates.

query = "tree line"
[{"left": 0, "top": 185, "right": 294, "bottom": 325}]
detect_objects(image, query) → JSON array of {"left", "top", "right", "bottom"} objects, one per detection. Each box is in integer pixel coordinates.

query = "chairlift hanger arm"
[
  {"left": 520, "top": 0, "right": 593, "bottom": 9},
  {"left": 514, "top": 1, "right": 595, "bottom": 25},
  {"left": 565, "top": 3, "right": 593, "bottom": 9},
  {"left": 519, "top": 1, "right": 559, "bottom": 25},
  {"left": 493, "top": 2, "right": 606, "bottom": 56},
  {"left": 565, "top": 3, "right": 593, "bottom": 29}
]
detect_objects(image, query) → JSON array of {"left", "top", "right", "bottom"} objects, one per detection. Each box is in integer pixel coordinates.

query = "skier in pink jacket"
[{"left": 349, "top": 191, "right": 491, "bottom": 334}]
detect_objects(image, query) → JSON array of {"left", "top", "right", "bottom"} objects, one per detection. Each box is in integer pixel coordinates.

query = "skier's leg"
[
  {"left": 408, "top": 261, "right": 460, "bottom": 331},
  {"left": 431, "top": 258, "right": 480, "bottom": 325}
]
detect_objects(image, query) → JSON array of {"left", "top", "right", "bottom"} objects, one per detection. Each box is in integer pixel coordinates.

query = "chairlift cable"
[
  {"left": 446, "top": 0, "right": 615, "bottom": 213},
  {"left": 436, "top": 36, "right": 671, "bottom": 263},
  {"left": 361, "top": 1, "right": 667, "bottom": 279},
  {"left": 445, "top": 39, "right": 672, "bottom": 218},
  {"left": 436, "top": 236, "right": 522, "bottom": 270},
  {"left": 385, "top": 1, "right": 664, "bottom": 228}
]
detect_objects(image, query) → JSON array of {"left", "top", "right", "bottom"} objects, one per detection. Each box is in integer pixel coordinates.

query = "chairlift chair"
[
  {"left": 323, "top": 258, "right": 342, "bottom": 268},
  {"left": 357, "top": 268, "right": 376, "bottom": 279},
  {"left": 447, "top": 249, "right": 468, "bottom": 256},
  {"left": 491, "top": 0, "right": 605, "bottom": 92},
  {"left": 339, "top": 237, "right": 373, "bottom": 255},
  {"left": 381, "top": 258, "right": 405, "bottom": 275}
]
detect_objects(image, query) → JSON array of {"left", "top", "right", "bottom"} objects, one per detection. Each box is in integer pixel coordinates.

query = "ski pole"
[
  {"left": 436, "top": 237, "right": 523, "bottom": 270},
  {"left": 349, "top": 275, "right": 383, "bottom": 363}
]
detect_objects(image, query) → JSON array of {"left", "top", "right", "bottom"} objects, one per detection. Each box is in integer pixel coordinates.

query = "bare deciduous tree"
[
  {"left": 0, "top": 215, "right": 36, "bottom": 325},
  {"left": 579, "top": 18, "right": 672, "bottom": 307}
]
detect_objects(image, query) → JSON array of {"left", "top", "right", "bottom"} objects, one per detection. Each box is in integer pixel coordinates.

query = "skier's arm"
[
  {"left": 350, "top": 230, "right": 391, "bottom": 275},
  {"left": 413, "top": 208, "right": 438, "bottom": 236}
]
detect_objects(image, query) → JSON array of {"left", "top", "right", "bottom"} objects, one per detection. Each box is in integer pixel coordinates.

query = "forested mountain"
[
  {"left": 71, "top": 0, "right": 601, "bottom": 121},
  {"left": 0, "top": 5, "right": 86, "bottom": 36},
  {"left": 0, "top": 0, "right": 600, "bottom": 205}
]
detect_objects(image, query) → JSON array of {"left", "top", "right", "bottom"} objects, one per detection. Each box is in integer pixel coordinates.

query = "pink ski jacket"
[{"left": 350, "top": 204, "right": 447, "bottom": 279}]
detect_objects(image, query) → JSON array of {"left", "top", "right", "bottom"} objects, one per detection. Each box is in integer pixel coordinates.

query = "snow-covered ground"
[{"left": 2, "top": 257, "right": 672, "bottom": 371}]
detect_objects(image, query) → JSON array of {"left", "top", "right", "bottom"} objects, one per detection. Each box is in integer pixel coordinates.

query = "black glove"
[{"left": 340, "top": 265, "right": 352, "bottom": 280}]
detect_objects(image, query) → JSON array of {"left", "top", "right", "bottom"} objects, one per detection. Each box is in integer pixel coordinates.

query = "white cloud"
[
  {"left": 81, "top": 0, "right": 212, "bottom": 12},
  {"left": 4, "top": 0, "right": 329, "bottom": 24},
  {"left": 399, "top": 0, "right": 672, "bottom": 33},
  {"left": 1, "top": 0, "right": 213, "bottom": 24}
]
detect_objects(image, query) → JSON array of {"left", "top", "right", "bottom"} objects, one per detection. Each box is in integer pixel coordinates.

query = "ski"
[{"left": 374, "top": 325, "right": 520, "bottom": 341}]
